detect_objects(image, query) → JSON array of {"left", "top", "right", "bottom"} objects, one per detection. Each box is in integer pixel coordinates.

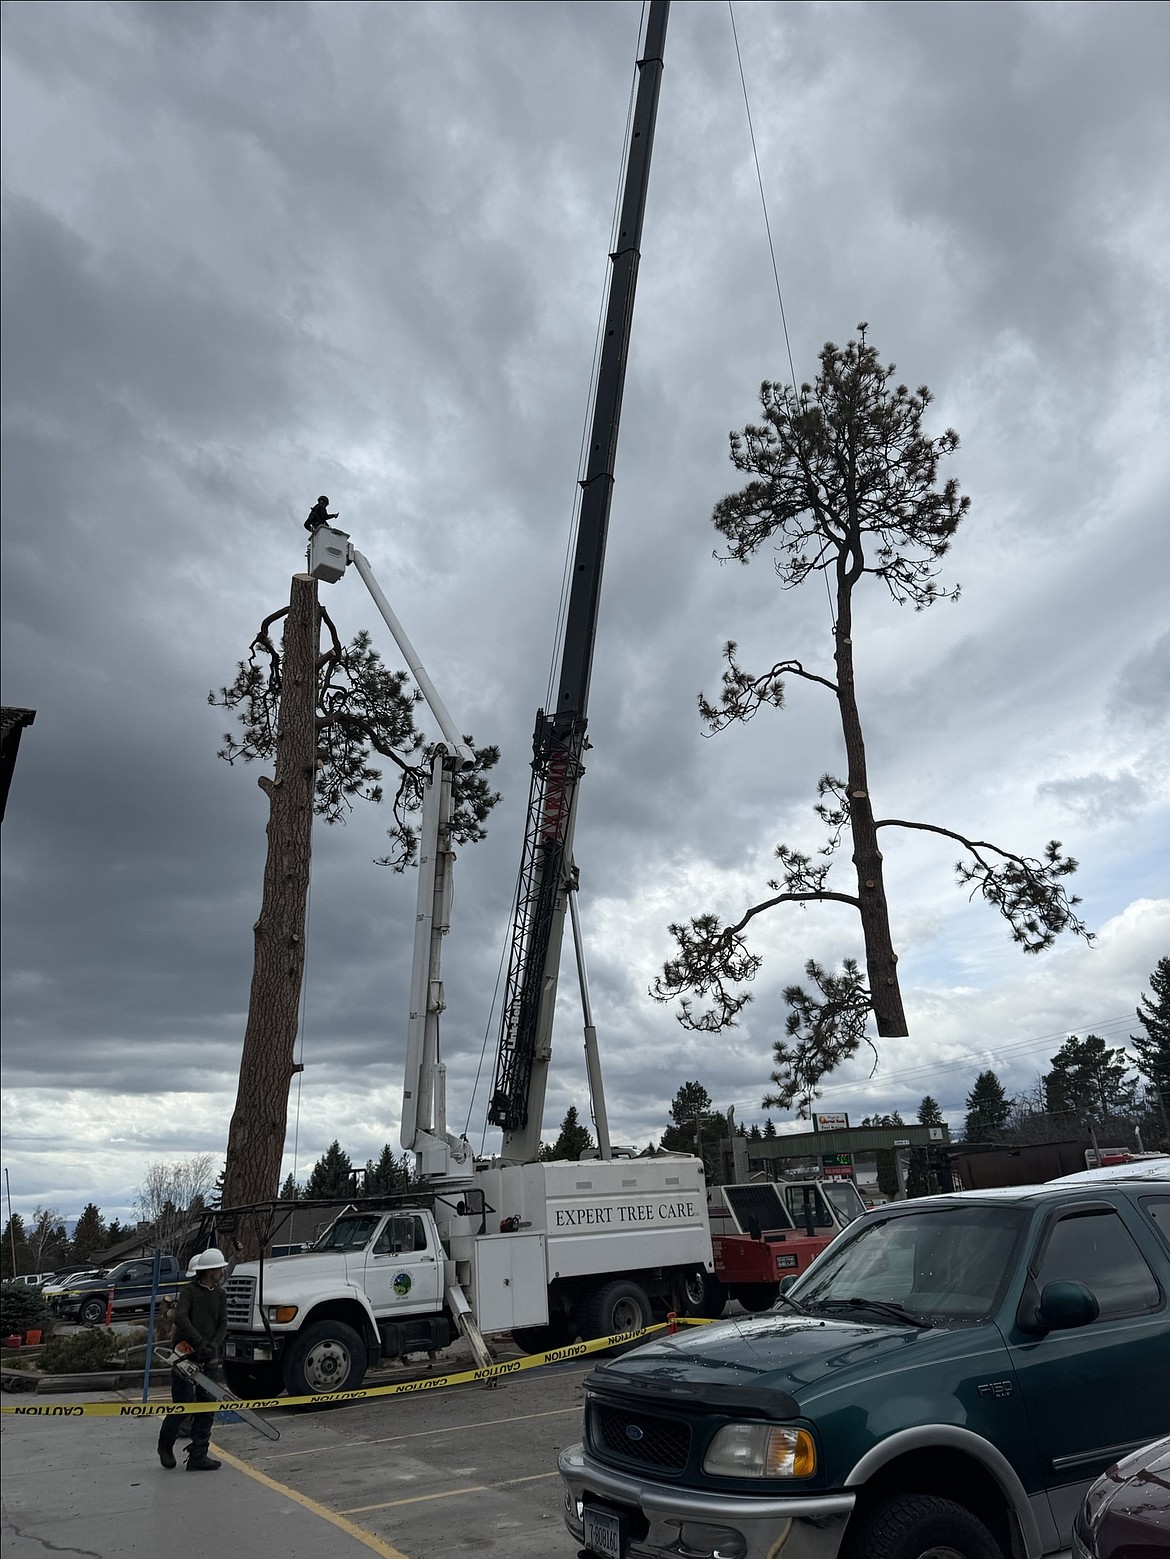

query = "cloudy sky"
[{"left": 2, "top": 1, "right": 1167, "bottom": 1227}]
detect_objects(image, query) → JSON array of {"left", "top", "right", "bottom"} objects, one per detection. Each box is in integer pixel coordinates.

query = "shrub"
[
  {"left": 0, "top": 1282, "right": 53, "bottom": 1338},
  {"left": 40, "top": 1327, "right": 123, "bottom": 1373}
]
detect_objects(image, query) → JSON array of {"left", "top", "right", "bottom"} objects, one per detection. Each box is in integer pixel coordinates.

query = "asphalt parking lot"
[
  {"left": 2, "top": 1338, "right": 594, "bottom": 1559},
  {"left": 220, "top": 1347, "right": 591, "bottom": 1558}
]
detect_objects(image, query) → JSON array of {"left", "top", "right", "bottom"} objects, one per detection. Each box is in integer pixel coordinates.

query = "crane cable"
[
  {"left": 728, "top": 0, "right": 799, "bottom": 401},
  {"left": 727, "top": 2, "right": 836, "bottom": 630}
]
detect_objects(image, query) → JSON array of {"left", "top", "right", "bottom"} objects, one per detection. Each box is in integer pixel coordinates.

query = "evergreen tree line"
[{"left": 5, "top": 963, "right": 1162, "bottom": 1277}]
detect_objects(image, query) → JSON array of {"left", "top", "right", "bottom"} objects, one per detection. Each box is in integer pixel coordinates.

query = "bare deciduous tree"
[{"left": 134, "top": 1154, "right": 217, "bottom": 1256}]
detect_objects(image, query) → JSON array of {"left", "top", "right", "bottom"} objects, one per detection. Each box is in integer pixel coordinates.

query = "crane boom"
[{"left": 488, "top": 1, "right": 669, "bottom": 1162}]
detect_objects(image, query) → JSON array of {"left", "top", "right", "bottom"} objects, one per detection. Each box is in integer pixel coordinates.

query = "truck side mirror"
[{"left": 1017, "top": 1278, "right": 1099, "bottom": 1336}]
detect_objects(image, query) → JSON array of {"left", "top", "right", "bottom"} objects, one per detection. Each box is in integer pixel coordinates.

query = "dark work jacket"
[{"left": 173, "top": 1279, "right": 227, "bottom": 1363}]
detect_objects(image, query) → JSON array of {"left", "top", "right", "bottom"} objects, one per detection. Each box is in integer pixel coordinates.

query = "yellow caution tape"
[{"left": 1, "top": 1316, "right": 712, "bottom": 1418}]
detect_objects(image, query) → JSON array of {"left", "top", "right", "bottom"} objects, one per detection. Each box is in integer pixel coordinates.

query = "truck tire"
[
  {"left": 734, "top": 1283, "right": 779, "bottom": 1313},
  {"left": 282, "top": 1321, "right": 367, "bottom": 1400},
  {"left": 511, "top": 1319, "right": 571, "bottom": 1355},
  {"left": 583, "top": 1280, "right": 651, "bottom": 1341},
  {"left": 844, "top": 1494, "right": 1003, "bottom": 1559},
  {"left": 79, "top": 1297, "right": 108, "bottom": 1327},
  {"left": 223, "top": 1360, "right": 284, "bottom": 1399},
  {"left": 683, "top": 1270, "right": 727, "bottom": 1320}
]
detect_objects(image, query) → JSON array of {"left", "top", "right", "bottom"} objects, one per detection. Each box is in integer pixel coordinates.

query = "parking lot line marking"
[
  {"left": 343, "top": 1469, "right": 562, "bottom": 1514},
  {"left": 344, "top": 1485, "right": 486, "bottom": 1514},
  {"left": 262, "top": 1405, "right": 581, "bottom": 1461},
  {"left": 210, "top": 1442, "right": 413, "bottom": 1558}
]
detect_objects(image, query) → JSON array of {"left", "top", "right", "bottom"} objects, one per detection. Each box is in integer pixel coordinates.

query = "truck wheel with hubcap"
[
  {"left": 683, "top": 1270, "right": 727, "bottom": 1319},
  {"left": 79, "top": 1297, "right": 107, "bottom": 1326},
  {"left": 282, "top": 1320, "right": 367, "bottom": 1399},
  {"left": 584, "top": 1280, "right": 651, "bottom": 1341},
  {"left": 844, "top": 1493, "right": 1003, "bottom": 1559},
  {"left": 223, "top": 1360, "right": 284, "bottom": 1399}
]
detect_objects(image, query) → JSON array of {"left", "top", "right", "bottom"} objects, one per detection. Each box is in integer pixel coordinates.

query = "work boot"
[
  {"left": 186, "top": 1452, "right": 221, "bottom": 1471},
  {"left": 157, "top": 1439, "right": 177, "bottom": 1470}
]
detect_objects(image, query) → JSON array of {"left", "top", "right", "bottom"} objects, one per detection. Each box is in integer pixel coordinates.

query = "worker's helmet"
[
  {"left": 188, "top": 1247, "right": 228, "bottom": 1273},
  {"left": 317, "top": 495, "right": 330, "bottom": 505}
]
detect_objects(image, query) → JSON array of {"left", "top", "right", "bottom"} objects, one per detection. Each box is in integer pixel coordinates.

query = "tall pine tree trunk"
[
  {"left": 834, "top": 559, "right": 908, "bottom": 1038},
  {"left": 222, "top": 573, "right": 318, "bottom": 1254}
]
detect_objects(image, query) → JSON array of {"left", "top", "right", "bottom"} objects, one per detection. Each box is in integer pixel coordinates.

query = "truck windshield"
[
  {"left": 312, "top": 1214, "right": 381, "bottom": 1252},
  {"left": 791, "top": 1204, "right": 1027, "bottom": 1323},
  {"left": 822, "top": 1179, "right": 866, "bottom": 1225}
]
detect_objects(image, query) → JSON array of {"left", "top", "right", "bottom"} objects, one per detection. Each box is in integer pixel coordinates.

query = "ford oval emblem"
[{"left": 626, "top": 1424, "right": 644, "bottom": 1442}]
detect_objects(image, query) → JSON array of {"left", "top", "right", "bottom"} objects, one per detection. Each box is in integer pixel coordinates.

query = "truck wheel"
[
  {"left": 223, "top": 1360, "right": 283, "bottom": 1399},
  {"left": 511, "top": 1319, "right": 571, "bottom": 1355},
  {"left": 79, "top": 1297, "right": 108, "bottom": 1326},
  {"left": 683, "top": 1271, "right": 727, "bottom": 1320},
  {"left": 584, "top": 1280, "right": 651, "bottom": 1341},
  {"left": 844, "top": 1494, "right": 1003, "bottom": 1559},
  {"left": 735, "top": 1284, "right": 779, "bottom": 1313},
  {"left": 282, "top": 1321, "right": 367, "bottom": 1400}
]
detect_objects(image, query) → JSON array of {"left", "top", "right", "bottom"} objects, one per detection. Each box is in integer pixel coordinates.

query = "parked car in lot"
[
  {"left": 1072, "top": 1434, "right": 1170, "bottom": 1558},
  {"left": 51, "top": 1255, "right": 184, "bottom": 1324},
  {"left": 41, "top": 1269, "right": 105, "bottom": 1300},
  {"left": 560, "top": 1172, "right": 1170, "bottom": 1559}
]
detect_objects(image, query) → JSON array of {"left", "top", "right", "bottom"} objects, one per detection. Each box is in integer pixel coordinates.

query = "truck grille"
[
  {"left": 224, "top": 1275, "right": 256, "bottom": 1329},
  {"left": 591, "top": 1402, "right": 691, "bottom": 1473}
]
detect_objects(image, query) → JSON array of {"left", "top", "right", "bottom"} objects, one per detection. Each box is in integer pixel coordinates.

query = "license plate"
[{"left": 583, "top": 1506, "right": 624, "bottom": 1558}]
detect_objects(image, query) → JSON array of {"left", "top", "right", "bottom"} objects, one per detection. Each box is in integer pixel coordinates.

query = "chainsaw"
[{"left": 160, "top": 1342, "right": 280, "bottom": 1442}]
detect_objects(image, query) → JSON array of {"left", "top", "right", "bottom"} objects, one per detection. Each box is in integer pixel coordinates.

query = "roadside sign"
[{"left": 815, "top": 1112, "right": 849, "bottom": 1132}]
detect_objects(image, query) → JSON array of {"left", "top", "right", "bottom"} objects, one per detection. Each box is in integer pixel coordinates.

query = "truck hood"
[
  {"left": 232, "top": 1251, "right": 367, "bottom": 1289},
  {"left": 592, "top": 1312, "right": 956, "bottom": 1414}
]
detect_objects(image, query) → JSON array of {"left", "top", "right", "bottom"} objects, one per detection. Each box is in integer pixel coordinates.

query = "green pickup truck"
[{"left": 559, "top": 1173, "right": 1170, "bottom": 1559}]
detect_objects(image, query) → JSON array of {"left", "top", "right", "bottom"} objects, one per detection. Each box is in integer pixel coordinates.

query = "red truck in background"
[{"left": 696, "top": 1177, "right": 868, "bottom": 1315}]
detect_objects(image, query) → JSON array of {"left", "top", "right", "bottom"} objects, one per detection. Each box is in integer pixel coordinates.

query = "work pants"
[{"left": 158, "top": 1368, "right": 213, "bottom": 1457}]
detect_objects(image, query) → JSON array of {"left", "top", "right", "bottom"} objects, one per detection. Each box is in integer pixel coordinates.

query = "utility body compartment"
[{"left": 473, "top": 1157, "right": 713, "bottom": 1283}]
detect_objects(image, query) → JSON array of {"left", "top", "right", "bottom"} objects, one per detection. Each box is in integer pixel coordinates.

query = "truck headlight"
[
  {"left": 263, "top": 1305, "right": 299, "bottom": 1324},
  {"left": 703, "top": 1424, "right": 816, "bottom": 1479}
]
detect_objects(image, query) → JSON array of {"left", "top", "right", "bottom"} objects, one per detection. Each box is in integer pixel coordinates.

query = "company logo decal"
[{"left": 393, "top": 1271, "right": 413, "bottom": 1296}]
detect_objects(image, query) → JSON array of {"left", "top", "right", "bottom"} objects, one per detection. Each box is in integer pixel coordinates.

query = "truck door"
[
  {"left": 363, "top": 1214, "right": 443, "bottom": 1314},
  {"left": 115, "top": 1260, "right": 157, "bottom": 1307},
  {"left": 1004, "top": 1200, "right": 1170, "bottom": 1539}
]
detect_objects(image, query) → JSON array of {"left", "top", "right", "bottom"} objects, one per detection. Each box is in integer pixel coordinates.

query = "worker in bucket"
[
  {"left": 304, "top": 495, "right": 337, "bottom": 532},
  {"left": 157, "top": 1247, "right": 228, "bottom": 1472}
]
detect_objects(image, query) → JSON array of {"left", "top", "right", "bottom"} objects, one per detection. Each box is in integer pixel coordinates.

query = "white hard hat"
[{"left": 188, "top": 1247, "right": 228, "bottom": 1273}]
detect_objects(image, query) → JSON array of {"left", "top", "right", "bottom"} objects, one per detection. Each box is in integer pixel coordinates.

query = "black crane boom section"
[{"left": 488, "top": 2, "right": 669, "bottom": 1146}]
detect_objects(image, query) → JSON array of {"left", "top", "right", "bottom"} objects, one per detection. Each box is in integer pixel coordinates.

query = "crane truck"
[{"left": 219, "top": 2, "right": 715, "bottom": 1401}]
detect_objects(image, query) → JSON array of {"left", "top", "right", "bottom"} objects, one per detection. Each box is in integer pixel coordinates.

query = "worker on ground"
[
  {"left": 157, "top": 1247, "right": 228, "bottom": 1472},
  {"left": 304, "top": 495, "right": 338, "bottom": 532}
]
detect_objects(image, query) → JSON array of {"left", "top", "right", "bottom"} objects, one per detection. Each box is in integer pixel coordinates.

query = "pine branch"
[
  {"left": 764, "top": 958, "right": 875, "bottom": 1117},
  {"left": 875, "top": 818, "right": 1093, "bottom": 952},
  {"left": 698, "top": 641, "right": 837, "bottom": 733}
]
